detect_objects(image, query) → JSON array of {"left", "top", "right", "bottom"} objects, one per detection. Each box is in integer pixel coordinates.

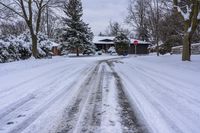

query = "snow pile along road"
[{"left": 113, "top": 55, "right": 200, "bottom": 133}]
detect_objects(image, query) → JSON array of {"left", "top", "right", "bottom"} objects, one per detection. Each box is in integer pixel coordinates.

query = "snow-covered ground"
[
  {"left": 113, "top": 55, "right": 200, "bottom": 133},
  {"left": 0, "top": 55, "right": 118, "bottom": 133},
  {"left": 0, "top": 54, "right": 200, "bottom": 133}
]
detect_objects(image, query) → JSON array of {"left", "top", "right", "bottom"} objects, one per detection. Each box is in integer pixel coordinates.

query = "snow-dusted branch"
[{"left": 174, "top": 5, "right": 191, "bottom": 21}]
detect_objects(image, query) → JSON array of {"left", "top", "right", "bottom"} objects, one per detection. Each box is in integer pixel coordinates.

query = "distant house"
[
  {"left": 51, "top": 42, "right": 61, "bottom": 56},
  {"left": 129, "top": 39, "right": 151, "bottom": 54},
  {"left": 93, "top": 36, "right": 115, "bottom": 52},
  {"left": 93, "top": 36, "right": 151, "bottom": 54}
]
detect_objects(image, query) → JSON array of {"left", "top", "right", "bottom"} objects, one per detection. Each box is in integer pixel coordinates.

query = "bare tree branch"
[{"left": 0, "top": 1, "right": 24, "bottom": 18}]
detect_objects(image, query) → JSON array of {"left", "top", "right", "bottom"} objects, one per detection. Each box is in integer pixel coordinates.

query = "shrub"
[{"left": 0, "top": 32, "right": 55, "bottom": 63}]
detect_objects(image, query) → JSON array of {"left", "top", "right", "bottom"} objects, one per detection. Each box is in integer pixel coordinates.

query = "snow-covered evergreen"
[
  {"left": 57, "top": 0, "right": 95, "bottom": 56},
  {"left": 114, "top": 32, "right": 130, "bottom": 55}
]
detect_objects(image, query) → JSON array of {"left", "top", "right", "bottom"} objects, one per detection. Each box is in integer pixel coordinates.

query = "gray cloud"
[{"left": 82, "top": 0, "right": 129, "bottom": 35}]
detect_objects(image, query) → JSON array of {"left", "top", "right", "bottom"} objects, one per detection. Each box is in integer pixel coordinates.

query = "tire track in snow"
[
  {"left": 127, "top": 64, "right": 200, "bottom": 110},
  {"left": 116, "top": 64, "right": 183, "bottom": 133},
  {"left": 0, "top": 63, "right": 79, "bottom": 115},
  {"left": 0, "top": 94, "right": 35, "bottom": 120},
  {"left": 128, "top": 64, "right": 199, "bottom": 132},
  {"left": 0, "top": 65, "right": 78, "bottom": 121},
  {"left": 132, "top": 64, "right": 200, "bottom": 104},
  {"left": 56, "top": 63, "right": 103, "bottom": 133},
  {"left": 78, "top": 65, "right": 104, "bottom": 132},
  {"left": 0, "top": 64, "right": 94, "bottom": 133},
  {"left": 56, "top": 59, "right": 148, "bottom": 133},
  {"left": 0, "top": 57, "right": 67, "bottom": 78},
  {"left": 0, "top": 62, "right": 78, "bottom": 96},
  {"left": 107, "top": 61, "right": 148, "bottom": 133}
]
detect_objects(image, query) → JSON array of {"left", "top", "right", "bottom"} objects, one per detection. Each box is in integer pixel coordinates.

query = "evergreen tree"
[
  {"left": 81, "top": 23, "right": 96, "bottom": 54},
  {"left": 114, "top": 32, "right": 130, "bottom": 55},
  {"left": 58, "top": 0, "right": 95, "bottom": 56}
]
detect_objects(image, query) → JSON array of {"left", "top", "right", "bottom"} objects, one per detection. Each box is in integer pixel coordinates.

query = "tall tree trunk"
[
  {"left": 46, "top": 5, "right": 49, "bottom": 37},
  {"left": 31, "top": 34, "right": 39, "bottom": 58},
  {"left": 76, "top": 47, "right": 79, "bottom": 56},
  {"left": 182, "top": 33, "right": 191, "bottom": 61},
  {"left": 156, "top": 36, "right": 159, "bottom": 56},
  {"left": 156, "top": 0, "right": 159, "bottom": 57},
  {"left": 173, "top": 0, "right": 200, "bottom": 61}
]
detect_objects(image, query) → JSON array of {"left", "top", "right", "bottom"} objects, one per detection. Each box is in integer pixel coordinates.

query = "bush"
[{"left": 0, "top": 32, "right": 55, "bottom": 63}]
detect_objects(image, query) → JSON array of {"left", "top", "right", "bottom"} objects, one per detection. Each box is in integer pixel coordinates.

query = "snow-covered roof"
[
  {"left": 51, "top": 42, "right": 60, "bottom": 47},
  {"left": 129, "top": 39, "right": 151, "bottom": 45},
  {"left": 93, "top": 36, "right": 115, "bottom": 44},
  {"left": 93, "top": 36, "right": 151, "bottom": 45}
]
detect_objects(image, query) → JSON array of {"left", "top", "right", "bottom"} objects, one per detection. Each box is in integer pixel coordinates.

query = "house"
[
  {"left": 93, "top": 36, "right": 151, "bottom": 54},
  {"left": 129, "top": 39, "right": 151, "bottom": 54},
  {"left": 51, "top": 42, "right": 61, "bottom": 56},
  {"left": 93, "top": 36, "right": 115, "bottom": 52}
]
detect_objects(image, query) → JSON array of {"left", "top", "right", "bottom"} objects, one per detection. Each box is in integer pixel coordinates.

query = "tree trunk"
[
  {"left": 31, "top": 34, "right": 39, "bottom": 58},
  {"left": 156, "top": 0, "right": 159, "bottom": 57},
  {"left": 76, "top": 47, "right": 79, "bottom": 56},
  {"left": 173, "top": 0, "right": 200, "bottom": 61},
  {"left": 156, "top": 36, "right": 159, "bottom": 56},
  {"left": 182, "top": 33, "right": 191, "bottom": 61},
  {"left": 46, "top": 5, "right": 50, "bottom": 37}
]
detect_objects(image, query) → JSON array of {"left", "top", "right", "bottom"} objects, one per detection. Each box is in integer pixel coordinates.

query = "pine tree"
[
  {"left": 58, "top": 0, "right": 95, "bottom": 56},
  {"left": 81, "top": 23, "right": 96, "bottom": 54},
  {"left": 114, "top": 32, "right": 130, "bottom": 55}
]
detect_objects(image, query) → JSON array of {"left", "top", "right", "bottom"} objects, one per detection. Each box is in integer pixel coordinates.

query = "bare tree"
[
  {"left": 146, "top": 0, "right": 168, "bottom": 56},
  {"left": 105, "top": 21, "right": 130, "bottom": 36},
  {"left": 0, "top": 0, "right": 60, "bottom": 58},
  {"left": 126, "top": 0, "right": 172, "bottom": 56},
  {"left": 126, "top": 0, "right": 149, "bottom": 41},
  {"left": 0, "top": 21, "right": 27, "bottom": 36},
  {"left": 173, "top": 0, "right": 200, "bottom": 61},
  {"left": 41, "top": 0, "right": 65, "bottom": 38}
]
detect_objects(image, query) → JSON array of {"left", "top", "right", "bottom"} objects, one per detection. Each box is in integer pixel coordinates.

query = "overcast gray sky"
[{"left": 82, "top": 0, "right": 129, "bottom": 35}]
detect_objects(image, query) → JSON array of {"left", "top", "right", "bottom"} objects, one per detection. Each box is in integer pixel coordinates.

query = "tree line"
[
  {"left": 103, "top": 0, "right": 200, "bottom": 61},
  {"left": 0, "top": 0, "right": 94, "bottom": 58}
]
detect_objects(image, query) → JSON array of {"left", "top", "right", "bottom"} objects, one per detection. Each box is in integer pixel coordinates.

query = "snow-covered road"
[
  {"left": 0, "top": 56, "right": 145, "bottom": 133},
  {"left": 56, "top": 60, "right": 146, "bottom": 133},
  {"left": 0, "top": 57, "right": 97, "bottom": 133},
  {"left": 0, "top": 55, "right": 200, "bottom": 133}
]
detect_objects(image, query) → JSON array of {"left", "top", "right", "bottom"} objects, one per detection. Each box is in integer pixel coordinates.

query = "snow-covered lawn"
[{"left": 113, "top": 55, "right": 200, "bottom": 133}]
